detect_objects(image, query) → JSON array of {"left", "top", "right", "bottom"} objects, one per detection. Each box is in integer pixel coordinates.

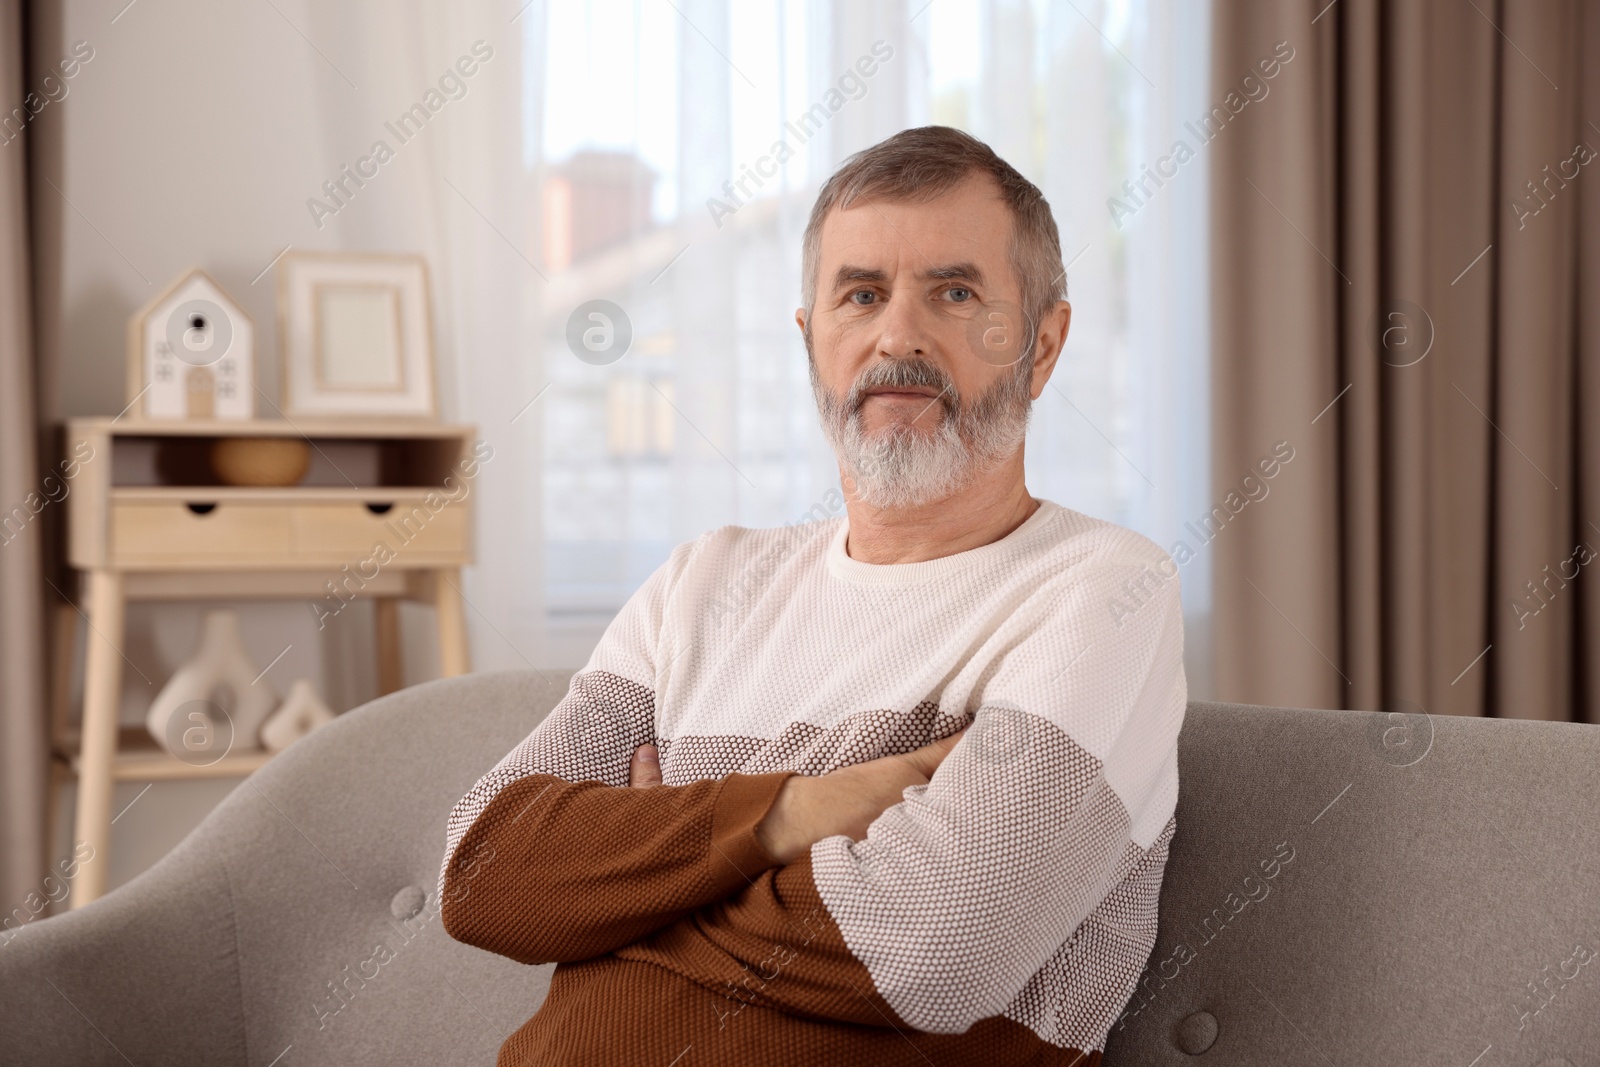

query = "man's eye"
[
  {"left": 850, "top": 290, "right": 877, "bottom": 305},
  {"left": 946, "top": 287, "right": 972, "bottom": 302}
]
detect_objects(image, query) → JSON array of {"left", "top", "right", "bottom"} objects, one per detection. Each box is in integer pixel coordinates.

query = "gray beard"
[{"left": 810, "top": 354, "right": 1033, "bottom": 509}]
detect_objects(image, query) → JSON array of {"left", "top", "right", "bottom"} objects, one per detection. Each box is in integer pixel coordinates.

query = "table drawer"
[
  {"left": 290, "top": 498, "right": 469, "bottom": 564},
  {"left": 109, "top": 501, "right": 293, "bottom": 566},
  {"left": 107, "top": 496, "right": 470, "bottom": 569}
]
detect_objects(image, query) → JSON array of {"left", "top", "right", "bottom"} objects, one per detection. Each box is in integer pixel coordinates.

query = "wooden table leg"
[
  {"left": 434, "top": 568, "right": 471, "bottom": 678},
  {"left": 374, "top": 596, "right": 403, "bottom": 695},
  {"left": 70, "top": 569, "right": 125, "bottom": 909},
  {"left": 51, "top": 601, "right": 79, "bottom": 750}
]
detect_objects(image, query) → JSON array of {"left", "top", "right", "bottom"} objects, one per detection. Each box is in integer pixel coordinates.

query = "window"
[{"left": 517, "top": 0, "right": 1212, "bottom": 690}]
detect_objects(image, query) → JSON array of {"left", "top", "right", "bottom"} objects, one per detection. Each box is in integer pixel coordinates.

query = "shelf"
[
  {"left": 58, "top": 415, "right": 476, "bottom": 907},
  {"left": 115, "top": 567, "right": 416, "bottom": 600},
  {"left": 71, "top": 417, "right": 475, "bottom": 439},
  {"left": 110, "top": 485, "right": 450, "bottom": 503},
  {"left": 57, "top": 727, "right": 277, "bottom": 782}
]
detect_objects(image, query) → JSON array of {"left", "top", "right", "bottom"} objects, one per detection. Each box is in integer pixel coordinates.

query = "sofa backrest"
[
  {"left": 3, "top": 672, "right": 1597, "bottom": 1065},
  {"left": 1105, "top": 700, "right": 1600, "bottom": 1064}
]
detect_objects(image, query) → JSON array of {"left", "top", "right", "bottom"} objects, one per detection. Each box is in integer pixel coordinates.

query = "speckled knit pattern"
[
  {"left": 511, "top": 954, "right": 1105, "bottom": 1066},
  {"left": 441, "top": 500, "right": 1187, "bottom": 1065}
]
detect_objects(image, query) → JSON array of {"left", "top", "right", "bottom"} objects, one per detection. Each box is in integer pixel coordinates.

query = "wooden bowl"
[{"left": 210, "top": 437, "right": 312, "bottom": 487}]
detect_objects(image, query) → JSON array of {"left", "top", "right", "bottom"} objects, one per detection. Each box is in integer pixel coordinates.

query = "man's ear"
[
  {"left": 794, "top": 308, "right": 807, "bottom": 337},
  {"left": 1028, "top": 301, "right": 1071, "bottom": 399}
]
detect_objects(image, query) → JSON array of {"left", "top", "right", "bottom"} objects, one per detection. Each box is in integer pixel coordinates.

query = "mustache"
[{"left": 845, "top": 358, "right": 959, "bottom": 416}]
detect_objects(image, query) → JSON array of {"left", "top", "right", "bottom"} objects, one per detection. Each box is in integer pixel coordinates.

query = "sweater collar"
[{"left": 825, "top": 499, "right": 1060, "bottom": 587}]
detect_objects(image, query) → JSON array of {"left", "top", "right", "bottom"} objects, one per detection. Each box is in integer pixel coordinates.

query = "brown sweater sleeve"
[
  {"left": 440, "top": 770, "right": 794, "bottom": 964},
  {"left": 616, "top": 852, "right": 903, "bottom": 1028}
]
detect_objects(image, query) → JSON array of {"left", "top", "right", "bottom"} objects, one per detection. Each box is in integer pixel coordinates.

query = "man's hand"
[
  {"left": 755, "top": 730, "right": 967, "bottom": 864},
  {"left": 627, "top": 731, "right": 967, "bottom": 864}
]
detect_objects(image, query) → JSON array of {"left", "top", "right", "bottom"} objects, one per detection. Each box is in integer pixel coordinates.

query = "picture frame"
[{"left": 277, "top": 251, "right": 437, "bottom": 419}]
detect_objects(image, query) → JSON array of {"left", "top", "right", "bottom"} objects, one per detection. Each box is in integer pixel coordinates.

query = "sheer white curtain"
[
  {"left": 504, "top": 0, "right": 1213, "bottom": 691},
  {"left": 353, "top": 0, "right": 1213, "bottom": 691},
  {"left": 296, "top": 0, "right": 545, "bottom": 692}
]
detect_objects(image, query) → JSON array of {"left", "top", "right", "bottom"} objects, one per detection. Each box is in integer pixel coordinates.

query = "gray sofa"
[{"left": 3, "top": 670, "right": 1597, "bottom": 1065}]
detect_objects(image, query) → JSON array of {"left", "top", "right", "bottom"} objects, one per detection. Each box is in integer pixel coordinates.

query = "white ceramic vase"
[
  {"left": 144, "top": 610, "right": 277, "bottom": 759},
  {"left": 259, "top": 678, "right": 336, "bottom": 753}
]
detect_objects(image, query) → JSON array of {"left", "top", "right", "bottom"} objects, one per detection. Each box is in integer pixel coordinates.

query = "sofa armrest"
[{"left": 0, "top": 832, "right": 245, "bottom": 1064}]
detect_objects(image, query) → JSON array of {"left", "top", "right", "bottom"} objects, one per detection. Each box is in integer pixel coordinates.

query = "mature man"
[{"left": 440, "top": 125, "right": 1186, "bottom": 1065}]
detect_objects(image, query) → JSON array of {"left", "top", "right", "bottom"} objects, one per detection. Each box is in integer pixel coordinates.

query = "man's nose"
[{"left": 875, "top": 287, "right": 937, "bottom": 360}]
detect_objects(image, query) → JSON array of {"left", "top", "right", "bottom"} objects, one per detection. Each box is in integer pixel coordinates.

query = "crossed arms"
[{"left": 439, "top": 695, "right": 966, "bottom": 1025}]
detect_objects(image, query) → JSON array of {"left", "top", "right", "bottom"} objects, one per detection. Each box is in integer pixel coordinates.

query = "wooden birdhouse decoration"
[{"left": 127, "top": 268, "right": 255, "bottom": 420}]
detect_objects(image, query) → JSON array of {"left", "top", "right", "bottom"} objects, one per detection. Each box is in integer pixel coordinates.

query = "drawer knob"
[
  {"left": 185, "top": 502, "right": 218, "bottom": 516},
  {"left": 365, "top": 502, "right": 394, "bottom": 515}
]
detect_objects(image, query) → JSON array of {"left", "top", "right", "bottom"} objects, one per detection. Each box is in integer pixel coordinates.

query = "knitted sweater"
[{"left": 440, "top": 500, "right": 1187, "bottom": 1066}]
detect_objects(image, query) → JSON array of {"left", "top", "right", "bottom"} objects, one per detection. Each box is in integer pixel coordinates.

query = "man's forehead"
[{"left": 816, "top": 176, "right": 1012, "bottom": 276}]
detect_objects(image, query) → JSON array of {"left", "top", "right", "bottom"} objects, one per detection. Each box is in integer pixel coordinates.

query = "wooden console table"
[{"left": 60, "top": 417, "right": 478, "bottom": 907}]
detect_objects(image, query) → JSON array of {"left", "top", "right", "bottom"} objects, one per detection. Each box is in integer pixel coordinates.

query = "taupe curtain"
[
  {"left": 1211, "top": 0, "right": 1600, "bottom": 722},
  {"left": 0, "top": 0, "right": 49, "bottom": 909}
]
